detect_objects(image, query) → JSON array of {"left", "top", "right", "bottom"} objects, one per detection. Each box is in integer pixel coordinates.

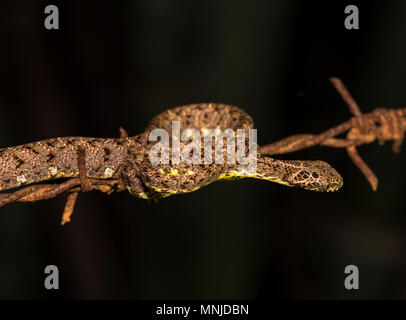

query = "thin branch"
[{"left": 261, "top": 77, "right": 406, "bottom": 190}]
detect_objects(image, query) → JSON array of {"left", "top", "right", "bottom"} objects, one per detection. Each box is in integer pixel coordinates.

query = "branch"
[{"left": 260, "top": 77, "right": 406, "bottom": 191}]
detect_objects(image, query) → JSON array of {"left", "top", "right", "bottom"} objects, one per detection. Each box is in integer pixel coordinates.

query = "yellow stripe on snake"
[
  {"left": 0, "top": 103, "right": 343, "bottom": 203},
  {"left": 126, "top": 103, "right": 343, "bottom": 199}
]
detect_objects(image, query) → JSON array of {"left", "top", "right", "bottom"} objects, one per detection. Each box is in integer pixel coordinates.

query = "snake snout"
[
  {"left": 326, "top": 175, "right": 344, "bottom": 192},
  {"left": 314, "top": 161, "right": 343, "bottom": 192}
]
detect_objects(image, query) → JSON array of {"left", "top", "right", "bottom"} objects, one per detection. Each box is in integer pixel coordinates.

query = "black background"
[{"left": 0, "top": 0, "right": 406, "bottom": 299}]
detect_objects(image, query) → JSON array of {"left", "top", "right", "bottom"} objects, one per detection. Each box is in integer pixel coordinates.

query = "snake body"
[{"left": 0, "top": 103, "right": 343, "bottom": 199}]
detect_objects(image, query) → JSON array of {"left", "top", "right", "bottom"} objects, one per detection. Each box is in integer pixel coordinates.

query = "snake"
[
  {"left": 129, "top": 103, "right": 343, "bottom": 198},
  {"left": 0, "top": 103, "right": 343, "bottom": 201}
]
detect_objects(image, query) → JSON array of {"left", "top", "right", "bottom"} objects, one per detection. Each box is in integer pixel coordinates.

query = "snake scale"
[{"left": 0, "top": 103, "right": 343, "bottom": 201}]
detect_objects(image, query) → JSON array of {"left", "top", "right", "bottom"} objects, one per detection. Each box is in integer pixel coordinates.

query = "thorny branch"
[
  {"left": 261, "top": 77, "right": 406, "bottom": 190},
  {"left": 0, "top": 78, "right": 405, "bottom": 224}
]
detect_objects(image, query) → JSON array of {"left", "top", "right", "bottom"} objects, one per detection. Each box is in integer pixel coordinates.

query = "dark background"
[{"left": 0, "top": 0, "right": 405, "bottom": 299}]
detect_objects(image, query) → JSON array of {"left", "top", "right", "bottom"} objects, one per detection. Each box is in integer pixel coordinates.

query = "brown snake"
[{"left": 0, "top": 103, "right": 343, "bottom": 204}]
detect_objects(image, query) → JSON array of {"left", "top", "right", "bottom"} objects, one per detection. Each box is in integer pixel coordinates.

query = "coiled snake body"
[
  {"left": 0, "top": 103, "right": 343, "bottom": 201},
  {"left": 127, "top": 103, "right": 343, "bottom": 198}
]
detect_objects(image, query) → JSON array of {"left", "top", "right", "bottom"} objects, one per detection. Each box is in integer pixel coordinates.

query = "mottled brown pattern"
[
  {"left": 136, "top": 103, "right": 343, "bottom": 196},
  {"left": 0, "top": 103, "right": 343, "bottom": 202},
  {"left": 0, "top": 137, "right": 137, "bottom": 191}
]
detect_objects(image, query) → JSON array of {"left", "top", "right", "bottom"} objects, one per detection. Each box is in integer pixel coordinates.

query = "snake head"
[{"left": 287, "top": 160, "right": 343, "bottom": 192}]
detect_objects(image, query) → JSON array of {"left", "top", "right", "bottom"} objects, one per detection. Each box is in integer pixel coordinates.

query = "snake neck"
[
  {"left": 219, "top": 156, "right": 343, "bottom": 192},
  {"left": 219, "top": 157, "right": 294, "bottom": 187}
]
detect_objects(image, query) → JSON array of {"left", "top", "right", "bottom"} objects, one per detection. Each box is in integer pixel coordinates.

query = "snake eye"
[{"left": 311, "top": 172, "right": 319, "bottom": 179}]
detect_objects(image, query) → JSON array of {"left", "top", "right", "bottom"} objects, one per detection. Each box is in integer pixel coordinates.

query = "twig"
[
  {"left": 261, "top": 77, "right": 406, "bottom": 190},
  {"left": 61, "top": 192, "right": 78, "bottom": 226}
]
